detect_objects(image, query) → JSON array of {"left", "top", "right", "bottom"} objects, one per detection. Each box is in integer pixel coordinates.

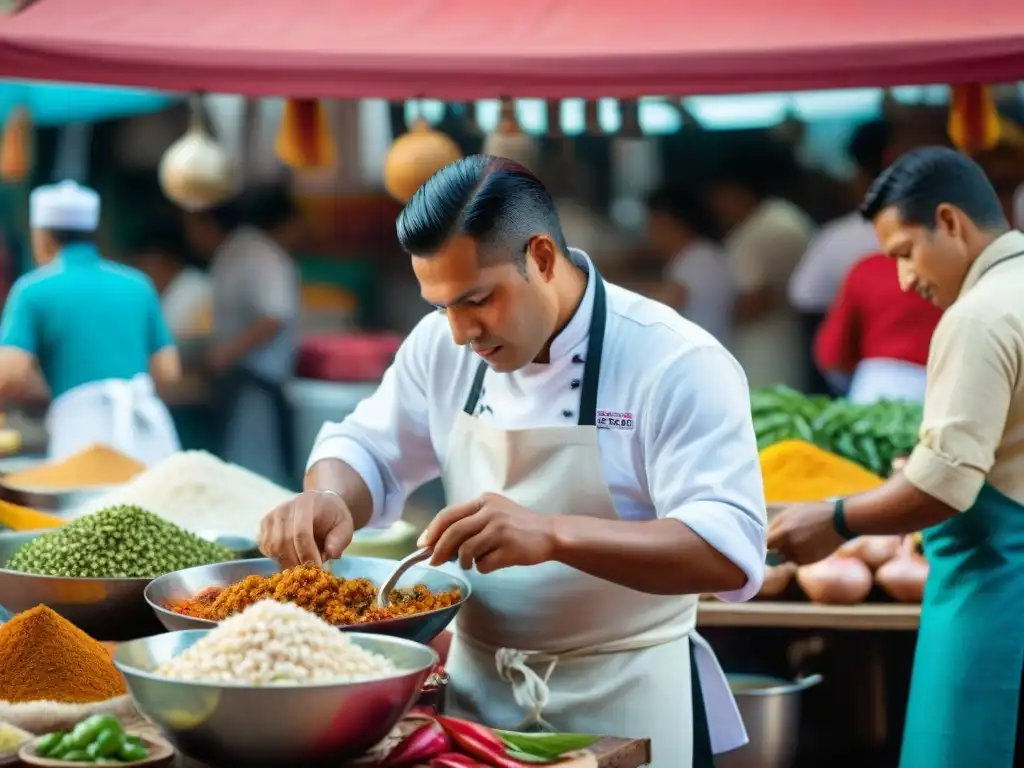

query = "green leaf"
[
  {"left": 495, "top": 730, "right": 601, "bottom": 759},
  {"left": 504, "top": 747, "right": 558, "bottom": 763}
]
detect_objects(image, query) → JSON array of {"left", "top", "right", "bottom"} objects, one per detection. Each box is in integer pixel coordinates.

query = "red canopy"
[{"left": 1, "top": 0, "right": 1023, "bottom": 98}]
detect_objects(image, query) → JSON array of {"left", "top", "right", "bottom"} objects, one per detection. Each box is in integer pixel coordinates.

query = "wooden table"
[
  {"left": 15, "top": 733, "right": 650, "bottom": 768},
  {"left": 698, "top": 600, "right": 920, "bottom": 631}
]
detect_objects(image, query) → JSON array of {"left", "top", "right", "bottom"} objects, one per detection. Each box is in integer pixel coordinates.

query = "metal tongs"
[{"left": 376, "top": 546, "right": 434, "bottom": 608}]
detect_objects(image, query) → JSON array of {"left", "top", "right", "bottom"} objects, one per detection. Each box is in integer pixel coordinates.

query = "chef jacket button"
[
  {"left": 562, "top": 410, "right": 573, "bottom": 418},
  {"left": 572, "top": 354, "right": 584, "bottom": 364},
  {"left": 570, "top": 379, "right": 581, "bottom": 389}
]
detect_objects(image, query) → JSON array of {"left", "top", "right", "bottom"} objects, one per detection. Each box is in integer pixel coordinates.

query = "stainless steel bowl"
[
  {"left": 0, "top": 479, "right": 114, "bottom": 515},
  {"left": 146, "top": 556, "right": 470, "bottom": 644},
  {"left": 114, "top": 629, "right": 437, "bottom": 766},
  {"left": 0, "top": 531, "right": 163, "bottom": 640},
  {"left": 195, "top": 531, "right": 260, "bottom": 560}
]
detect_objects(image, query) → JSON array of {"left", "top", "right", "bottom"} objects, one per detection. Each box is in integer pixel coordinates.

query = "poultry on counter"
[
  {"left": 259, "top": 156, "right": 767, "bottom": 767},
  {"left": 769, "top": 148, "right": 1024, "bottom": 768}
]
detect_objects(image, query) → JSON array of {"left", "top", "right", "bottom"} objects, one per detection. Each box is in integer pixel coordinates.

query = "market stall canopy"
[{"left": 0, "top": 0, "right": 1023, "bottom": 98}]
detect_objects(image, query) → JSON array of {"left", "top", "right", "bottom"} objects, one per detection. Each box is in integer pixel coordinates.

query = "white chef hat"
[{"left": 29, "top": 180, "right": 100, "bottom": 232}]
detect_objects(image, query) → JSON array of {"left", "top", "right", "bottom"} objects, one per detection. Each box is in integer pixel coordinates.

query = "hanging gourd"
[
  {"left": 948, "top": 84, "right": 1002, "bottom": 154},
  {"left": 483, "top": 97, "right": 538, "bottom": 171},
  {"left": 383, "top": 104, "right": 463, "bottom": 204},
  {"left": 159, "top": 95, "right": 237, "bottom": 211},
  {"left": 0, "top": 106, "right": 32, "bottom": 184},
  {"left": 458, "top": 101, "right": 483, "bottom": 137},
  {"left": 275, "top": 98, "right": 337, "bottom": 170}
]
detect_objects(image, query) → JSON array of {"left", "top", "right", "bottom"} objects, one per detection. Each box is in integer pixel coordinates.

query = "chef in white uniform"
[
  {"left": 259, "top": 156, "right": 767, "bottom": 767},
  {"left": 0, "top": 181, "right": 181, "bottom": 464}
]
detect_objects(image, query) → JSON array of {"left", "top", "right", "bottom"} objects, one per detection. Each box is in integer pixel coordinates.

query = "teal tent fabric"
[{"left": 0, "top": 80, "right": 176, "bottom": 126}]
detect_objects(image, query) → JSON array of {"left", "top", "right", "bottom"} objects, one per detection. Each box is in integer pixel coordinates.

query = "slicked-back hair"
[
  {"left": 396, "top": 155, "right": 568, "bottom": 271},
  {"left": 860, "top": 146, "right": 1008, "bottom": 231}
]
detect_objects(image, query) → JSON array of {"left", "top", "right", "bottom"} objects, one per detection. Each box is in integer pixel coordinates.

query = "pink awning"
[{"left": 1, "top": 0, "right": 1023, "bottom": 98}]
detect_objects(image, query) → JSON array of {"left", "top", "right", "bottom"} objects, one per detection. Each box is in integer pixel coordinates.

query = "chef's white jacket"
[{"left": 309, "top": 251, "right": 767, "bottom": 601}]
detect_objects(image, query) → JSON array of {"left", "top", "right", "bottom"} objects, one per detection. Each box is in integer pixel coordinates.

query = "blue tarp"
[{"left": 0, "top": 79, "right": 177, "bottom": 125}]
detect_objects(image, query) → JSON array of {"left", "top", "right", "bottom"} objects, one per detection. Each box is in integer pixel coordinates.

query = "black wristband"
[{"left": 832, "top": 498, "right": 857, "bottom": 540}]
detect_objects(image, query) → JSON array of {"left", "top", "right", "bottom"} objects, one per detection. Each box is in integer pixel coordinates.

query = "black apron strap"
[
  {"left": 689, "top": 644, "right": 716, "bottom": 767},
  {"left": 460, "top": 268, "right": 608, "bottom": 425},
  {"left": 462, "top": 360, "right": 489, "bottom": 415}
]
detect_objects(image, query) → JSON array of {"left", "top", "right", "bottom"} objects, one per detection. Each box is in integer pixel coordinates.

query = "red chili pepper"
[
  {"left": 430, "top": 753, "right": 489, "bottom": 768},
  {"left": 433, "top": 716, "right": 526, "bottom": 768},
  {"left": 381, "top": 720, "right": 451, "bottom": 767}
]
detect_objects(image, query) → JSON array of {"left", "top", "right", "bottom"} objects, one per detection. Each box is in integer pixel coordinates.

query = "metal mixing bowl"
[
  {"left": 0, "top": 531, "right": 161, "bottom": 640},
  {"left": 114, "top": 629, "right": 437, "bottom": 766},
  {"left": 146, "top": 556, "right": 470, "bottom": 643}
]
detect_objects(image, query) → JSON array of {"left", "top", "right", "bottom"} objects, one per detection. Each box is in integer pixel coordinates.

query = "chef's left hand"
[
  {"left": 767, "top": 501, "right": 845, "bottom": 565},
  {"left": 419, "top": 492, "right": 556, "bottom": 573}
]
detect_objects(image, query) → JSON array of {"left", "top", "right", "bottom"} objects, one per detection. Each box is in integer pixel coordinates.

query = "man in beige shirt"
[{"left": 768, "top": 147, "right": 1024, "bottom": 768}]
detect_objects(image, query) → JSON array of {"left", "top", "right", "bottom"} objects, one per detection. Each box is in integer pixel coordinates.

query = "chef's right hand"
[{"left": 258, "top": 490, "right": 354, "bottom": 568}]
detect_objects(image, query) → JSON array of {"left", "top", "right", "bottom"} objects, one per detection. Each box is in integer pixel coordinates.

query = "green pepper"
[
  {"left": 66, "top": 714, "right": 122, "bottom": 750},
  {"left": 117, "top": 740, "right": 150, "bottom": 762},
  {"left": 91, "top": 728, "right": 126, "bottom": 758},
  {"left": 34, "top": 732, "right": 66, "bottom": 757},
  {"left": 48, "top": 734, "right": 76, "bottom": 759},
  {"left": 60, "top": 748, "right": 93, "bottom": 762},
  {"left": 124, "top": 735, "right": 145, "bottom": 749}
]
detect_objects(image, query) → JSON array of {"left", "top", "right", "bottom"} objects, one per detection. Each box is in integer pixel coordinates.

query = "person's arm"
[
  {"left": 0, "top": 280, "right": 41, "bottom": 399},
  {"left": 551, "top": 346, "right": 767, "bottom": 598},
  {"left": 143, "top": 279, "right": 182, "bottom": 388},
  {"left": 304, "top": 315, "right": 443, "bottom": 531},
  {"left": 728, "top": 233, "right": 776, "bottom": 324},
  {"left": 213, "top": 248, "right": 296, "bottom": 368},
  {"left": 843, "top": 309, "right": 1015, "bottom": 534}
]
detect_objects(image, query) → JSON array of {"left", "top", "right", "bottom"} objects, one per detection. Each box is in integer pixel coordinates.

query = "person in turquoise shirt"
[{"left": 0, "top": 180, "right": 182, "bottom": 465}]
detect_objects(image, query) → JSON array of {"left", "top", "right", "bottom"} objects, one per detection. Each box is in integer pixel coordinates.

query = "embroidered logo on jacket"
[{"left": 596, "top": 410, "right": 635, "bottom": 430}]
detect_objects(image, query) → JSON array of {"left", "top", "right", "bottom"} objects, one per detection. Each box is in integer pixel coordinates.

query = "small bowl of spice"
[{"left": 0, "top": 721, "right": 32, "bottom": 765}]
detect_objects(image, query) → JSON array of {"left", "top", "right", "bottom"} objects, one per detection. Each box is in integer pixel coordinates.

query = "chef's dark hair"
[
  {"left": 860, "top": 146, "right": 1008, "bottom": 230},
  {"left": 396, "top": 155, "right": 568, "bottom": 271},
  {"left": 46, "top": 229, "right": 95, "bottom": 246},
  {"left": 647, "top": 185, "right": 719, "bottom": 241}
]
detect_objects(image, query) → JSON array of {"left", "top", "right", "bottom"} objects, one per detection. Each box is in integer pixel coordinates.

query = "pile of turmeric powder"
[
  {"left": 0, "top": 606, "right": 127, "bottom": 704},
  {"left": 760, "top": 439, "right": 885, "bottom": 504},
  {"left": 2, "top": 444, "right": 144, "bottom": 490}
]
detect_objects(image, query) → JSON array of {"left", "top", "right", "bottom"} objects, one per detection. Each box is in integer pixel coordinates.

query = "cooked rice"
[{"left": 156, "top": 600, "right": 397, "bottom": 685}]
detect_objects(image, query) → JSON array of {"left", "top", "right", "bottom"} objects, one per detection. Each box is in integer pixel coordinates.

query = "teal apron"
[{"left": 900, "top": 482, "right": 1024, "bottom": 767}]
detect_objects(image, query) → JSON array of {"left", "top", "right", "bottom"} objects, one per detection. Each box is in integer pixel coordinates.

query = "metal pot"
[{"left": 716, "top": 673, "right": 823, "bottom": 768}]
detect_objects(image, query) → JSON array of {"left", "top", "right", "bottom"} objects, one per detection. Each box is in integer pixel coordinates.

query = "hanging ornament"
[
  {"left": 383, "top": 104, "right": 463, "bottom": 203},
  {"left": 159, "top": 94, "right": 237, "bottom": 212},
  {"left": 949, "top": 84, "right": 1002, "bottom": 154},
  {"left": 584, "top": 100, "right": 602, "bottom": 136},
  {"left": 0, "top": 106, "right": 32, "bottom": 184},
  {"left": 619, "top": 99, "right": 642, "bottom": 138},
  {"left": 482, "top": 97, "right": 539, "bottom": 171},
  {"left": 546, "top": 100, "right": 564, "bottom": 138},
  {"left": 275, "top": 98, "right": 337, "bottom": 170}
]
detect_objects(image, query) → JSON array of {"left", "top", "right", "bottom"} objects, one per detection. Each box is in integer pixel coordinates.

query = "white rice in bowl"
[{"left": 156, "top": 600, "right": 398, "bottom": 685}]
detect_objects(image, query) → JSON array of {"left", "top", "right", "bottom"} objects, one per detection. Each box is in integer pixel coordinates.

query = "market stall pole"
[{"left": 699, "top": 601, "right": 920, "bottom": 631}]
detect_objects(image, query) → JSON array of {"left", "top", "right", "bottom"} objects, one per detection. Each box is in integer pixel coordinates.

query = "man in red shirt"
[{"left": 814, "top": 253, "right": 943, "bottom": 403}]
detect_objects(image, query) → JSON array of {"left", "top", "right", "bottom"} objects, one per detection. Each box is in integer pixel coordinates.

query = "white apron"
[
  {"left": 46, "top": 373, "right": 180, "bottom": 466},
  {"left": 847, "top": 358, "right": 927, "bottom": 405},
  {"left": 440, "top": 271, "right": 746, "bottom": 767}
]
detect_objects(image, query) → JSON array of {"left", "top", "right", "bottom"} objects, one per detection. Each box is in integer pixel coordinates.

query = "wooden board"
[{"left": 698, "top": 600, "right": 920, "bottom": 631}]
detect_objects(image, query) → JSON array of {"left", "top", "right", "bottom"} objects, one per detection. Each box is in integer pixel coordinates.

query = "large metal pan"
[{"left": 146, "top": 556, "right": 470, "bottom": 644}]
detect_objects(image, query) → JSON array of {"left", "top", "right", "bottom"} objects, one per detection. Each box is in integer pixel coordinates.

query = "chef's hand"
[
  {"left": 767, "top": 501, "right": 845, "bottom": 565},
  {"left": 419, "top": 492, "right": 556, "bottom": 574},
  {"left": 258, "top": 490, "right": 354, "bottom": 568}
]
